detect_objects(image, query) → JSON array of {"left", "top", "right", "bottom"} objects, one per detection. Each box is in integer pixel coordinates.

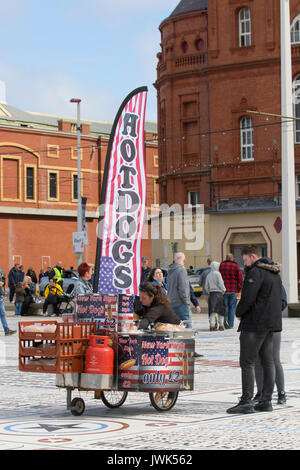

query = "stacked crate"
[{"left": 19, "top": 321, "right": 96, "bottom": 373}]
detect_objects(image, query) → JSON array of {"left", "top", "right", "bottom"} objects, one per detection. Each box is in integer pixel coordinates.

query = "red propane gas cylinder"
[{"left": 85, "top": 335, "right": 114, "bottom": 374}]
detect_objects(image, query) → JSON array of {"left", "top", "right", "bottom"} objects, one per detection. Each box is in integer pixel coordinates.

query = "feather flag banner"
[{"left": 94, "top": 87, "right": 148, "bottom": 295}]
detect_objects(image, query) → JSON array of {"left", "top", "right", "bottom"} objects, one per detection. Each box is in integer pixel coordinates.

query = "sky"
[{"left": 0, "top": 0, "right": 177, "bottom": 123}]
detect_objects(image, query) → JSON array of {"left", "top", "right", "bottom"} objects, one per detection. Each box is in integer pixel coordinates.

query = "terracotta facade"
[
  {"left": 153, "top": 0, "right": 300, "bottom": 271},
  {"left": 155, "top": 0, "right": 300, "bottom": 209}
]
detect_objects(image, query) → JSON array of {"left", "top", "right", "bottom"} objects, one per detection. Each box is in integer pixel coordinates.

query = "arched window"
[
  {"left": 181, "top": 40, "right": 188, "bottom": 54},
  {"left": 293, "top": 75, "right": 300, "bottom": 143},
  {"left": 291, "top": 14, "right": 300, "bottom": 44},
  {"left": 239, "top": 7, "right": 251, "bottom": 47},
  {"left": 240, "top": 116, "right": 254, "bottom": 161}
]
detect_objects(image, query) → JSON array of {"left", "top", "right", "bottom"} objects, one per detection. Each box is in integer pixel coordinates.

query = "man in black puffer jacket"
[{"left": 227, "top": 245, "right": 283, "bottom": 414}]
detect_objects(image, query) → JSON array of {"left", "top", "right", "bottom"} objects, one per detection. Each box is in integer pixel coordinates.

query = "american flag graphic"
[
  {"left": 118, "top": 336, "right": 194, "bottom": 392},
  {"left": 97, "top": 88, "right": 148, "bottom": 296},
  {"left": 118, "top": 294, "right": 134, "bottom": 332}
]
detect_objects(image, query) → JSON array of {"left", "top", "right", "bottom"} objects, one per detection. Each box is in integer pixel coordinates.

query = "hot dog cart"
[{"left": 19, "top": 293, "right": 195, "bottom": 414}]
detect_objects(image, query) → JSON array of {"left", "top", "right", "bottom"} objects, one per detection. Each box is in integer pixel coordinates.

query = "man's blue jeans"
[
  {"left": 224, "top": 292, "right": 237, "bottom": 328},
  {"left": 171, "top": 304, "right": 192, "bottom": 329},
  {"left": 0, "top": 301, "right": 9, "bottom": 333}
]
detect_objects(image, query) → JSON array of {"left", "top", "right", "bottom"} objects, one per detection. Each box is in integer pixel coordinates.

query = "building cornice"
[{"left": 0, "top": 205, "right": 99, "bottom": 218}]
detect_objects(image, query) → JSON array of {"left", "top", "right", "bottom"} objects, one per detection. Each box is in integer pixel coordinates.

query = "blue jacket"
[{"left": 151, "top": 279, "right": 168, "bottom": 297}]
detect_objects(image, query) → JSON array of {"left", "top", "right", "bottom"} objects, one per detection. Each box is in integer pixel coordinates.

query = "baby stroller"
[
  {"left": 45, "top": 284, "right": 75, "bottom": 317},
  {"left": 57, "top": 283, "right": 75, "bottom": 315}
]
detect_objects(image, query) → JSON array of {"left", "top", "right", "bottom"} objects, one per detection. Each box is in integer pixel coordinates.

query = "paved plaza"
[{"left": 0, "top": 303, "right": 300, "bottom": 452}]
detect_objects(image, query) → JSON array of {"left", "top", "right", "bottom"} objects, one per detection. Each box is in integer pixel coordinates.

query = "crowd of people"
[
  {"left": 0, "top": 249, "right": 288, "bottom": 414},
  {"left": 0, "top": 264, "right": 42, "bottom": 336}
]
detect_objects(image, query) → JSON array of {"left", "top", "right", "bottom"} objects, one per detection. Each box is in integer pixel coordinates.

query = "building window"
[
  {"left": 195, "top": 38, "right": 204, "bottom": 51},
  {"left": 296, "top": 174, "right": 300, "bottom": 199},
  {"left": 49, "top": 172, "right": 58, "bottom": 199},
  {"left": 293, "top": 75, "right": 300, "bottom": 143},
  {"left": 73, "top": 174, "right": 78, "bottom": 200},
  {"left": 26, "top": 166, "right": 34, "bottom": 200},
  {"left": 291, "top": 15, "right": 300, "bottom": 44},
  {"left": 239, "top": 7, "right": 251, "bottom": 47},
  {"left": 181, "top": 41, "right": 188, "bottom": 54},
  {"left": 240, "top": 116, "right": 254, "bottom": 161},
  {"left": 188, "top": 190, "right": 200, "bottom": 206}
]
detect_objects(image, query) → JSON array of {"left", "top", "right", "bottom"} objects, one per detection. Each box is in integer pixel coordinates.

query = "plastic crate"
[
  {"left": 56, "top": 322, "right": 96, "bottom": 340},
  {"left": 19, "top": 340, "right": 57, "bottom": 357},
  {"left": 19, "top": 321, "right": 57, "bottom": 340},
  {"left": 19, "top": 338, "right": 90, "bottom": 357},
  {"left": 18, "top": 321, "right": 95, "bottom": 374},
  {"left": 19, "top": 355, "right": 83, "bottom": 374}
]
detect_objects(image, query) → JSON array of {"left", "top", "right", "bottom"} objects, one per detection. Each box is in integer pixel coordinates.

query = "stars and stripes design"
[
  {"left": 118, "top": 336, "right": 194, "bottom": 392},
  {"left": 118, "top": 294, "right": 134, "bottom": 332},
  {"left": 98, "top": 257, "right": 121, "bottom": 294}
]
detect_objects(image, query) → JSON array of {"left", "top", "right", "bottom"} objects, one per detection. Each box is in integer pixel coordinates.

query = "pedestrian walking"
[
  {"left": 73, "top": 262, "right": 93, "bottom": 296},
  {"left": 189, "top": 283, "right": 203, "bottom": 357},
  {"left": 38, "top": 269, "right": 45, "bottom": 283},
  {"left": 227, "top": 245, "right": 282, "bottom": 414},
  {"left": 49, "top": 261, "right": 64, "bottom": 288},
  {"left": 219, "top": 253, "right": 243, "bottom": 328},
  {"left": 198, "top": 258, "right": 211, "bottom": 300},
  {"left": 26, "top": 267, "right": 37, "bottom": 286},
  {"left": 254, "top": 284, "right": 288, "bottom": 405},
  {"left": 141, "top": 256, "right": 151, "bottom": 283},
  {"left": 17, "top": 265, "right": 25, "bottom": 284},
  {"left": 42, "top": 278, "right": 64, "bottom": 316},
  {"left": 15, "top": 282, "right": 25, "bottom": 316},
  {"left": 0, "top": 281, "right": 16, "bottom": 336},
  {"left": 205, "top": 261, "right": 226, "bottom": 331},
  {"left": 147, "top": 268, "right": 168, "bottom": 297},
  {"left": 8, "top": 263, "right": 20, "bottom": 302},
  {"left": 134, "top": 256, "right": 152, "bottom": 315},
  {"left": 0, "top": 270, "right": 6, "bottom": 286},
  {"left": 167, "top": 252, "right": 192, "bottom": 328}
]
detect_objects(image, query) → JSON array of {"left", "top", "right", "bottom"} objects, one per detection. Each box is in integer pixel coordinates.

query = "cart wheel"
[
  {"left": 149, "top": 392, "right": 179, "bottom": 412},
  {"left": 70, "top": 397, "right": 85, "bottom": 416},
  {"left": 101, "top": 391, "right": 128, "bottom": 408}
]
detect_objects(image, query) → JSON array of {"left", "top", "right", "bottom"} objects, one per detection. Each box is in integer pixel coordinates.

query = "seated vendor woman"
[{"left": 137, "top": 282, "right": 180, "bottom": 329}]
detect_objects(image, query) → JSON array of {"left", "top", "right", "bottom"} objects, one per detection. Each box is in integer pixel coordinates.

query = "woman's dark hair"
[
  {"left": 146, "top": 268, "right": 163, "bottom": 283},
  {"left": 139, "top": 282, "right": 169, "bottom": 307},
  {"left": 78, "top": 262, "right": 91, "bottom": 278}
]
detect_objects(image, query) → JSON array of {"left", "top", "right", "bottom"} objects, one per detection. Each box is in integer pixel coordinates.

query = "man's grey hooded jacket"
[{"left": 167, "top": 262, "right": 190, "bottom": 307}]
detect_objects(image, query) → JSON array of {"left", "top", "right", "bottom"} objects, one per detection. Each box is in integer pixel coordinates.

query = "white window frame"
[
  {"left": 188, "top": 190, "right": 200, "bottom": 207},
  {"left": 239, "top": 7, "right": 251, "bottom": 47},
  {"left": 240, "top": 116, "right": 254, "bottom": 161},
  {"left": 291, "top": 14, "right": 300, "bottom": 44}
]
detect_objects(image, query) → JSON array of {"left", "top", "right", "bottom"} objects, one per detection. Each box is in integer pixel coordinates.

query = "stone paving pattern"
[{"left": 1, "top": 305, "right": 300, "bottom": 451}]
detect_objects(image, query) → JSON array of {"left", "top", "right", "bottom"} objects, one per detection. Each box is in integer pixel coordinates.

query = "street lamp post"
[
  {"left": 70, "top": 98, "right": 83, "bottom": 266},
  {"left": 280, "top": 0, "right": 298, "bottom": 304}
]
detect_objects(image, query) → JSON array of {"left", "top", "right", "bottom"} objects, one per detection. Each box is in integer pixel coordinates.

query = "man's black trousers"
[{"left": 239, "top": 330, "right": 275, "bottom": 402}]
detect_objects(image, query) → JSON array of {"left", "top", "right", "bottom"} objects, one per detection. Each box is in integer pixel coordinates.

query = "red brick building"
[
  {"left": 154, "top": 0, "right": 300, "bottom": 270},
  {"left": 0, "top": 101, "right": 158, "bottom": 277}
]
